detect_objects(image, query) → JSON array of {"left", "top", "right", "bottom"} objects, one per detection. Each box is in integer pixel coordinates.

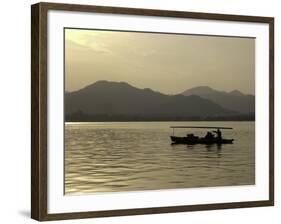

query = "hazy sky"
[{"left": 65, "top": 29, "right": 255, "bottom": 95}]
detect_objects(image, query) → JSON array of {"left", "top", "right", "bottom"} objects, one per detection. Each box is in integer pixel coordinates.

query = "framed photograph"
[{"left": 31, "top": 2, "right": 274, "bottom": 221}]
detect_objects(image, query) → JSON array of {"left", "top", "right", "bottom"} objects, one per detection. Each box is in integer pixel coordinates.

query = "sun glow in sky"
[{"left": 65, "top": 28, "right": 255, "bottom": 95}]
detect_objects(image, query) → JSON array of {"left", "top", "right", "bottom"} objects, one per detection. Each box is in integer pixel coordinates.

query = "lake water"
[{"left": 65, "top": 121, "right": 255, "bottom": 195}]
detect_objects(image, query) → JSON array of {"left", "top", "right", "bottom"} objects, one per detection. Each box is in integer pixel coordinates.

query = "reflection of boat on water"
[{"left": 170, "top": 126, "right": 234, "bottom": 145}]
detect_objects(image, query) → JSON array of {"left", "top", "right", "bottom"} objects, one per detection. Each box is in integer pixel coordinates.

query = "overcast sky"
[{"left": 65, "top": 28, "right": 255, "bottom": 95}]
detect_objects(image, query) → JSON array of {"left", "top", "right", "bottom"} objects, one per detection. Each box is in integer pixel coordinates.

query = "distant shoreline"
[
  {"left": 65, "top": 119, "right": 255, "bottom": 122},
  {"left": 65, "top": 120, "right": 255, "bottom": 123}
]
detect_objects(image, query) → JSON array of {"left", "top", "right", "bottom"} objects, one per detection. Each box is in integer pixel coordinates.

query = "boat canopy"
[{"left": 170, "top": 126, "right": 233, "bottom": 129}]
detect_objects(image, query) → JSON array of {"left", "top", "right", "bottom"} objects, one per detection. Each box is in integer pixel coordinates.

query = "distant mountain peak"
[
  {"left": 81, "top": 80, "right": 134, "bottom": 91},
  {"left": 95, "top": 80, "right": 109, "bottom": 84},
  {"left": 181, "top": 86, "right": 254, "bottom": 114},
  {"left": 189, "top": 86, "right": 214, "bottom": 91},
  {"left": 192, "top": 86, "right": 213, "bottom": 90},
  {"left": 229, "top": 90, "right": 244, "bottom": 96},
  {"left": 93, "top": 80, "right": 130, "bottom": 86},
  {"left": 181, "top": 86, "right": 217, "bottom": 96}
]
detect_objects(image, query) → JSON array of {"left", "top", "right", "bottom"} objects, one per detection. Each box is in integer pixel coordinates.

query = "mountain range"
[
  {"left": 182, "top": 86, "right": 255, "bottom": 114},
  {"left": 65, "top": 81, "right": 254, "bottom": 122}
]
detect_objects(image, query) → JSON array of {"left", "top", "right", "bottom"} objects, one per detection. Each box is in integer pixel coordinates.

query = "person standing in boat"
[{"left": 213, "top": 129, "right": 222, "bottom": 141}]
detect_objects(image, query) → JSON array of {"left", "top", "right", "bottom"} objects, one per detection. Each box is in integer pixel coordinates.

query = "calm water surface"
[{"left": 65, "top": 121, "right": 255, "bottom": 194}]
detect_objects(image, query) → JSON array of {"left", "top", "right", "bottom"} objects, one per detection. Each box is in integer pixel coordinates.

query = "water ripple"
[{"left": 65, "top": 121, "right": 255, "bottom": 194}]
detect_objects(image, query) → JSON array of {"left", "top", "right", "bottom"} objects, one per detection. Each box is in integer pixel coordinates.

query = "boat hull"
[{"left": 170, "top": 136, "right": 234, "bottom": 145}]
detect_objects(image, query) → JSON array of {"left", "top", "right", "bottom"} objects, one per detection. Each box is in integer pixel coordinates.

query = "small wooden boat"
[
  {"left": 170, "top": 136, "right": 234, "bottom": 144},
  {"left": 170, "top": 126, "right": 234, "bottom": 145}
]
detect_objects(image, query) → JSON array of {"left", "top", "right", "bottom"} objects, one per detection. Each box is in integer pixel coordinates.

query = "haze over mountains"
[
  {"left": 182, "top": 86, "right": 255, "bottom": 114},
  {"left": 65, "top": 81, "right": 254, "bottom": 122}
]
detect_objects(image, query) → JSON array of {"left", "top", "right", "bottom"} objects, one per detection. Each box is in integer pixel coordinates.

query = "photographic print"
[
  {"left": 31, "top": 3, "right": 274, "bottom": 220},
  {"left": 64, "top": 28, "right": 255, "bottom": 195}
]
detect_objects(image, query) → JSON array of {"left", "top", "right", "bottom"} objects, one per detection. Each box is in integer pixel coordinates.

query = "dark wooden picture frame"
[{"left": 31, "top": 2, "right": 274, "bottom": 221}]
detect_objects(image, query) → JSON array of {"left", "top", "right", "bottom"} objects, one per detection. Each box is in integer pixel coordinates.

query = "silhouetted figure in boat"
[
  {"left": 213, "top": 129, "right": 222, "bottom": 141},
  {"left": 205, "top": 131, "right": 215, "bottom": 140}
]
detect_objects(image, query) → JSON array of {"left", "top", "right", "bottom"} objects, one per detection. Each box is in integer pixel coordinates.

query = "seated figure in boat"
[
  {"left": 186, "top": 133, "right": 199, "bottom": 141},
  {"left": 205, "top": 131, "right": 215, "bottom": 140}
]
